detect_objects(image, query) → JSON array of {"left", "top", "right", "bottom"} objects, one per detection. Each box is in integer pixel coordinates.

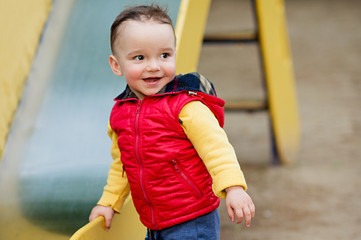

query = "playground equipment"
[
  {"left": 0, "top": 0, "right": 52, "bottom": 160},
  {"left": 256, "top": 0, "right": 300, "bottom": 165},
  {"left": 253, "top": 0, "right": 300, "bottom": 165},
  {"left": 0, "top": 0, "right": 299, "bottom": 239},
  {"left": 203, "top": 0, "right": 300, "bottom": 164}
]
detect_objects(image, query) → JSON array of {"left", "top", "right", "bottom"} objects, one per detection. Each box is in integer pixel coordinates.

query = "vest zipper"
[
  {"left": 170, "top": 159, "right": 203, "bottom": 199},
  {"left": 135, "top": 100, "right": 156, "bottom": 227}
]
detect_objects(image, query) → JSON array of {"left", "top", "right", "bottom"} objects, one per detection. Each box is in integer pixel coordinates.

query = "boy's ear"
[{"left": 109, "top": 55, "right": 123, "bottom": 76}]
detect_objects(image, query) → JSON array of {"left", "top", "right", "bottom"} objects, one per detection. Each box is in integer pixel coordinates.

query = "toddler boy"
[{"left": 89, "top": 5, "right": 255, "bottom": 240}]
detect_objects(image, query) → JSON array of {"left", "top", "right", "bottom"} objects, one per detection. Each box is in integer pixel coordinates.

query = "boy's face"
[{"left": 109, "top": 20, "right": 176, "bottom": 99}]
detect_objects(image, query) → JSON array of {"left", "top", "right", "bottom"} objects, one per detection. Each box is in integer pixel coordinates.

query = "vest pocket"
[{"left": 169, "top": 159, "right": 203, "bottom": 199}]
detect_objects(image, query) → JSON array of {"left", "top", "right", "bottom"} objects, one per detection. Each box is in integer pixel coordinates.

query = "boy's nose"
[{"left": 146, "top": 60, "right": 160, "bottom": 72}]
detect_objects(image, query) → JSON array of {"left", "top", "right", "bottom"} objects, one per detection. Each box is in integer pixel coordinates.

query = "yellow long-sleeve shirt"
[{"left": 98, "top": 100, "right": 247, "bottom": 213}]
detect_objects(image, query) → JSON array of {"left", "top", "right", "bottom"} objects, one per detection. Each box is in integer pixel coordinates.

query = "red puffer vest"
[{"left": 110, "top": 73, "right": 225, "bottom": 230}]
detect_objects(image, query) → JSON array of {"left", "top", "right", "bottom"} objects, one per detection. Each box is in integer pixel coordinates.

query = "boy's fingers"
[
  {"left": 104, "top": 217, "right": 112, "bottom": 230},
  {"left": 235, "top": 208, "right": 244, "bottom": 224},
  {"left": 243, "top": 208, "right": 252, "bottom": 227},
  {"left": 104, "top": 213, "right": 114, "bottom": 231},
  {"left": 226, "top": 204, "right": 235, "bottom": 222},
  {"left": 250, "top": 203, "right": 256, "bottom": 218}
]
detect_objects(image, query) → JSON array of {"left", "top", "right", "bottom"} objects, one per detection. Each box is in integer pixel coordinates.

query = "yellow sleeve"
[
  {"left": 97, "top": 122, "right": 130, "bottom": 213},
  {"left": 179, "top": 101, "right": 247, "bottom": 198}
]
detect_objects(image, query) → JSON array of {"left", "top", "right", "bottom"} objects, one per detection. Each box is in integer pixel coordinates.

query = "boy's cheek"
[
  {"left": 124, "top": 65, "right": 143, "bottom": 79},
  {"left": 165, "top": 62, "right": 176, "bottom": 77}
]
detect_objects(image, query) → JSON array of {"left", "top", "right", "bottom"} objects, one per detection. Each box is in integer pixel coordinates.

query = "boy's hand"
[
  {"left": 89, "top": 205, "right": 115, "bottom": 231},
  {"left": 225, "top": 186, "right": 255, "bottom": 227}
]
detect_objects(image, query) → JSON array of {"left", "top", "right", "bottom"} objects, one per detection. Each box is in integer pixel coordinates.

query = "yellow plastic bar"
[
  {"left": 175, "top": 0, "right": 211, "bottom": 74},
  {"left": 0, "top": 0, "right": 52, "bottom": 160},
  {"left": 70, "top": 198, "right": 146, "bottom": 240},
  {"left": 254, "top": 0, "right": 300, "bottom": 164}
]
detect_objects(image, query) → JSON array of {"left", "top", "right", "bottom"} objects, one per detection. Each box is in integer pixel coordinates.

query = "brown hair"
[{"left": 110, "top": 5, "right": 174, "bottom": 54}]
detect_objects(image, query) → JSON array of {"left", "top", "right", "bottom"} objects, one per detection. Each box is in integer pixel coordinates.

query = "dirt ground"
[{"left": 198, "top": 0, "right": 361, "bottom": 239}]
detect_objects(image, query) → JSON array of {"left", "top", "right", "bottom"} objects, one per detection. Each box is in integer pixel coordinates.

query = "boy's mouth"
[{"left": 143, "top": 77, "right": 161, "bottom": 82}]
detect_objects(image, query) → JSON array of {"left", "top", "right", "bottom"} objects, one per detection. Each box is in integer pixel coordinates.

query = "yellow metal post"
[
  {"left": 254, "top": 0, "right": 300, "bottom": 164},
  {"left": 175, "top": 0, "right": 211, "bottom": 74}
]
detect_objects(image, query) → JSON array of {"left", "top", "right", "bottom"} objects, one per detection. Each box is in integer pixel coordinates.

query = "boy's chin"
[{"left": 143, "top": 90, "right": 160, "bottom": 96}]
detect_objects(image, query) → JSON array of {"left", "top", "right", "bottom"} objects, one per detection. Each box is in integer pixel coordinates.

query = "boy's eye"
[
  {"left": 134, "top": 55, "right": 144, "bottom": 61},
  {"left": 161, "top": 53, "right": 169, "bottom": 59}
]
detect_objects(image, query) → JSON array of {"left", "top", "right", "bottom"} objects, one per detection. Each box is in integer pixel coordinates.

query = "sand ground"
[{"left": 198, "top": 0, "right": 361, "bottom": 239}]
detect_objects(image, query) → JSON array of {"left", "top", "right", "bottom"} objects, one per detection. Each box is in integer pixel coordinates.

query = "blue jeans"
[{"left": 146, "top": 209, "right": 220, "bottom": 240}]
